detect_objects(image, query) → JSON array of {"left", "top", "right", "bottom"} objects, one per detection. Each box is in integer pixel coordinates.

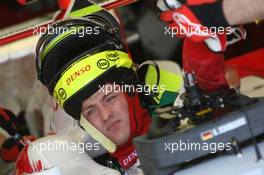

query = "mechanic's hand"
[
  {"left": 0, "top": 135, "right": 36, "bottom": 163},
  {"left": 158, "top": 0, "right": 217, "bottom": 42},
  {"left": 58, "top": 0, "right": 70, "bottom": 10},
  {"left": 17, "top": 0, "right": 37, "bottom": 5},
  {"left": 160, "top": 4, "right": 213, "bottom": 42},
  {"left": 204, "top": 33, "right": 227, "bottom": 52},
  {"left": 158, "top": 0, "right": 234, "bottom": 52},
  {"left": 0, "top": 137, "right": 23, "bottom": 163},
  {"left": 157, "top": 0, "right": 216, "bottom": 11},
  {"left": 0, "top": 107, "right": 19, "bottom": 137}
]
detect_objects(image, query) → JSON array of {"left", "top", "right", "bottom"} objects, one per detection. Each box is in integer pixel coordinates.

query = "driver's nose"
[{"left": 99, "top": 105, "right": 112, "bottom": 121}]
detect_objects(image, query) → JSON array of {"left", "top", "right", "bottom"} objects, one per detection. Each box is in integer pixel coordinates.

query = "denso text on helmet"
[{"left": 66, "top": 65, "right": 91, "bottom": 86}]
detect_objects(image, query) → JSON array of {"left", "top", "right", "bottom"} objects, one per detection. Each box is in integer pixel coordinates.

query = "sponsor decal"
[
  {"left": 201, "top": 131, "right": 214, "bottom": 141},
  {"left": 97, "top": 59, "right": 110, "bottom": 69},
  {"left": 58, "top": 88, "right": 67, "bottom": 100},
  {"left": 200, "top": 117, "right": 247, "bottom": 141},
  {"left": 121, "top": 150, "right": 138, "bottom": 167},
  {"left": 106, "top": 51, "right": 119, "bottom": 61},
  {"left": 66, "top": 64, "right": 91, "bottom": 86}
]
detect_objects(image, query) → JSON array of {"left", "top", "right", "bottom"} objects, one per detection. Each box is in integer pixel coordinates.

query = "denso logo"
[
  {"left": 66, "top": 65, "right": 91, "bottom": 86},
  {"left": 121, "top": 150, "right": 137, "bottom": 167}
]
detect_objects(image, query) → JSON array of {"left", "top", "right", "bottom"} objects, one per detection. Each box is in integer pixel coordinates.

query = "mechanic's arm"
[{"left": 223, "top": 0, "right": 264, "bottom": 25}]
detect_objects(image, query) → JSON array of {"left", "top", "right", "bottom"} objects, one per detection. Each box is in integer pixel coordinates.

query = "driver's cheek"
[{"left": 89, "top": 111, "right": 104, "bottom": 132}]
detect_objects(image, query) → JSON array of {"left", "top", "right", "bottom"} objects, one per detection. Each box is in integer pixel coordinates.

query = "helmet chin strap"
[{"left": 79, "top": 114, "right": 117, "bottom": 153}]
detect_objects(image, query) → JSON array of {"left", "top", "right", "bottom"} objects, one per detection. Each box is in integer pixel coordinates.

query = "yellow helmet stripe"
[
  {"left": 53, "top": 50, "right": 133, "bottom": 106},
  {"left": 41, "top": 26, "right": 86, "bottom": 61},
  {"left": 69, "top": 4, "right": 103, "bottom": 18},
  {"left": 41, "top": 32, "right": 70, "bottom": 61}
]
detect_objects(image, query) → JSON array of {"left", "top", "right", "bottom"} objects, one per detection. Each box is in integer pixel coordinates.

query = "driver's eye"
[{"left": 83, "top": 107, "right": 96, "bottom": 118}]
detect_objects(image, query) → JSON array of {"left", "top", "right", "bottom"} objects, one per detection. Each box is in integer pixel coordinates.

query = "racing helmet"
[{"left": 35, "top": 17, "right": 138, "bottom": 121}]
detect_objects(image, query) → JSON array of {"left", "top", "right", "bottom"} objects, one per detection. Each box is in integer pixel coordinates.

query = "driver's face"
[{"left": 81, "top": 83, "right": 130, "bottom": 146}]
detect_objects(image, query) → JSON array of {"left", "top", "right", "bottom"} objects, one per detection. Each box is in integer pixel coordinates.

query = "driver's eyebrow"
[
  {"left": 82, "top": 88, "right": 115, "bottom": 110},
  {"left": 101, "top": 91, "right": 114, "bottom": 101},
  {"left": 82, "top": 102, "right": 93, "bottom": 112}
]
